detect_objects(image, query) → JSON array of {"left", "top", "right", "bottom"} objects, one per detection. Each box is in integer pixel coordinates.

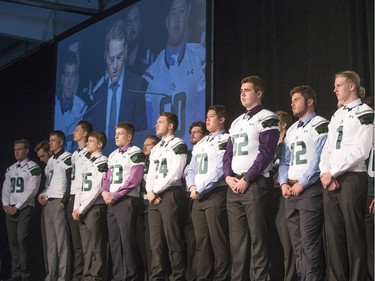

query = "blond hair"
[{"left": 335, "top": 70, "right": 366, "bottom": 98}]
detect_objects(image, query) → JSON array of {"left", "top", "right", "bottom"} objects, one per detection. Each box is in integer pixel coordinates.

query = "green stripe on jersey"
[
  {"left": 218, "top": 140, "right": 228, "bottom": 150},
  {"left": 314, "top": 122, "right": 329, "bottom": 134},
  {"left": 30, "top": 166, "right": 42, "bottom": 176},
  {"left": 63, "top": 157, "right": 72, "bottom": 166},
  {"left": 262, "top": 117, "right": 279, "bottom": 128},
  {"left": 131, "top": 152, "right": 146, "bottom": 163},
  {"left": 173, "top": 143, "right": 188, "bottom": 155},
  {"left": 97, "top": 162, "right": 108, "bottom": 173},
  {"left": 358, "top": 112, "right": 374, "bottom": 125}
]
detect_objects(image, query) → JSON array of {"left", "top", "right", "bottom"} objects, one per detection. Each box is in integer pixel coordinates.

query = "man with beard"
[
  {"left": 124, "top": 4, "right": 154, "bottom": 76},
  {"left": 278, "top": 86, "right": 328, "bottom": 281}
]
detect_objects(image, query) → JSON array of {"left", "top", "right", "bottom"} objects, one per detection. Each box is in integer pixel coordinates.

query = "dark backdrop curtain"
[{"left": 212, "top": 0, "right": 374, "bottom": 123}]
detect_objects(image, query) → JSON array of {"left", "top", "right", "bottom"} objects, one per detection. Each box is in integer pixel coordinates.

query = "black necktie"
[
  {"left": 16, "top": 164, "right": 21, "bottom": 168},
  {"left": 160, "top": 140, "right": 165, "bottom": 147},
  {"left": 108, "top": 82, "right": 119, "bottom": 138},
  {"left": 298, "top": 120, "right": 304, "bottom": 127}
]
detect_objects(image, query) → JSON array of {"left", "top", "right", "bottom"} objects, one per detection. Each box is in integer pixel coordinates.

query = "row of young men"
[{"left": 2, "top": 70, "right": 374, "bottom": 281}]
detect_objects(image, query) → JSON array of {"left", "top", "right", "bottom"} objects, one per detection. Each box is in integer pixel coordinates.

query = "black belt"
[
  {"left": 233, "top": 173, "right": 244, "bottom": 180},
  {"left": 159, "top": 185, "right": 182, "bottom": 195},
  {"left": 166, "top": 186, "right": 182, "bottom": 192},
  {"left": 288, "top": 179, "right": 299, "bottom": 186}
]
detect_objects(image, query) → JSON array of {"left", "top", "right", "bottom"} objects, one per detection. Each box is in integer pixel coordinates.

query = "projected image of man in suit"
[{"left": 91, "top": 19, "right": 147, "bottom": 155}]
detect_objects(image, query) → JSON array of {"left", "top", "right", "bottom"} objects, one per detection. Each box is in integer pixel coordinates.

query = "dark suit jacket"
[{"left": 90, "top": 69, "right": 147, "bottom": 154}]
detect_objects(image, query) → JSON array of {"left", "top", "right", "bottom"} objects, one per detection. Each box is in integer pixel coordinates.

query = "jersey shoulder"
[
  {"left": 311, "top": 115, "right": 329, "bottom": 134},
  {"left": 95, "top": 156, "right": 108, "bottom": 173},
  {"left": 170, "top": 138, "right": 188, "bottom": 155},
  {"left": 60, "top": 151, "right": 72, "bottom": 166},
  {"left": 355, "top": 104, "right": 374, "bottom": 125},
  {"left": 27, "top": 160, "right": 42, "bottom": 176},
  {"left": 128, "top": 146, "right": 146, "bottom": 164},
  {"left": 258, "top": 109, "right": 280, "bottom": 129},
  {"left": 217, "top": 133, "right": 230, "bottom": 150},
  {"left": 143, "top": 49, "right": 166, "bottom": 82}
]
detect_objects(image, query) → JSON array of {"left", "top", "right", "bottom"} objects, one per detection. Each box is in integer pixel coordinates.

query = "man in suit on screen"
[{"left": 91, "top": 19, "right": 147, "bottom": 155}]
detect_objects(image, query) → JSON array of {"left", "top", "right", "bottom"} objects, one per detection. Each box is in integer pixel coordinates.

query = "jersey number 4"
[{"left": 154, "top": 158, "right": 168, "bottom": 178}]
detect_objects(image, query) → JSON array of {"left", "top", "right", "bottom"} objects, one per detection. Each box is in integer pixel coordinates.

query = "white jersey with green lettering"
[
  {"left": 229, "top": 109, "right": 279, "bottom": 176},
  {"left": 2, "top": 158, "right": 41, "bottom": 209},
  {"left": 146, "top": 135, "right": 188, "bottom": 194},
  {"left": 74, "top": 153, "right": 107, "bottom": 214},
  {"left": 284, "top": 115, "right": 329, "bottom": 180},
  {"left": 43, "top": 151, "right": 72, "bottom": 198},
  {"left": 71, "top": 146, "right": 91, "bottom": 195},
  {"left": 108, "top": 146, "right": 144, "bottom": 197},
  {"left": 320, "top": 99, "right": 374, "bottom": 177},
  {"left": 189, "top": 133, "right": 229, "bottom": 192}
]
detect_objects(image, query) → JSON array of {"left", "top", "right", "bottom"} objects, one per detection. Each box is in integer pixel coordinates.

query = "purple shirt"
[
  {"left": 223, "top": 104, "right": 279, "bottom": 181},
  {"left": 102, "top": 143, "right": 144, "bottom": 201}
]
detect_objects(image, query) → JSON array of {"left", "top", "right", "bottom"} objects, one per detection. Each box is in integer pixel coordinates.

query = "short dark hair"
[
  {"left": 145, "top": 135, "right": 160, "bottom": 145},
  {"left": 77, "top": 120, "right": 93, "bottom": 142},
  {"left": 189, "top": 121, "right": 208, "bottom": 136},
  {"left": 208, "top": 105, "right": 227, "bottom": 125},
  {"left": 88, "top": 131, "right": 107, "bottom": 150},
  {"left": 14, "top": 139, "right": 30, "bottom": 150},
  {"left": 77, "top": 120, "right": 93, "bottom": 133},
  {"left": 289, "top": 85, "right": 317, "bottom": 107},
  {"left": 34, "top": 140, "right": 50, "bottom": 153},
  {"left": 160, "top": 112, "right": 178, "bottom": 133},
  {"left": 116, "top": 122, "right": 135, "bottom": 138},
  {"left": 50, "top": 130, "right": 66, "bottom": 144},
  {"left": 241, "top": 76, "right": 265, "bottom": 94},
  {"left": 63, "top": 51, "right": 78, "bottom": 68}
]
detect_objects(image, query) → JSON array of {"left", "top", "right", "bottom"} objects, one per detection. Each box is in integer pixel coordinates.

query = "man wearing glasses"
[{"left": 91, "top": 19, "right": 147, "bottom": 155}]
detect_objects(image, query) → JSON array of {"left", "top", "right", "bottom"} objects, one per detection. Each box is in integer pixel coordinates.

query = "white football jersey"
[
  {"left": 43, "top": 151, "right": 72, "bottom": 198},
  {"left": 229, "top": 109, "right": 279, "bottom": 176},
  {"left": 284, "top": 115, "right": 329, "bottom": 180},
  {"left": 70, "top": 146, "right": 91, "bottom": 195},
  {"left": 107, "top": 146, "right": 145, "bottom": 197},
  {"left": 74, "top": 153, "right": 107, "bottom": 214},
  {"left": 187, "top": 133, "right": 229, "bottom": 193},
  {"left": 320, "top": 99, "right": 374, "bottom": 177},
  {"left": 146, "top": 135, "right": 187, "bottom": 194},
  {"left": 2, "top": 158, "right": 41, "bottom": 209},
  {"left": 143, "top": 44, "right": 206, "bottom": 143}
]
